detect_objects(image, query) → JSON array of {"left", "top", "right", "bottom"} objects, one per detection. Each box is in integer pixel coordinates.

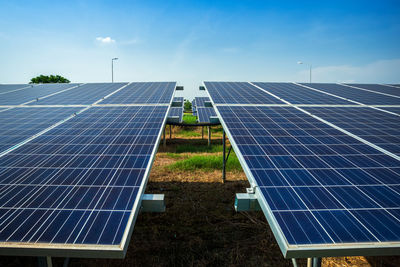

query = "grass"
[
  {"left": 182, "top": 114, "right": 197, "bottom": 124},
  {"left": 176, "top": 144, "right": 223, "bottom": 153},
  {"left": 164, "top": 152, "right": 185, "bottom": 159},
  {"left": 167, "top": 153, "right": 242, "bottom": 172},
  {"left": 175, "top": 129, "right": 201, "bottom": 137}
]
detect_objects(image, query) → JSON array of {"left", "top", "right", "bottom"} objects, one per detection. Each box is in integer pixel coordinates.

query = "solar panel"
[
  {"left": 378, "top": 107, "right": 400, "bottom": 115},
  {"left": 28, "top": 83, "right": 128, "bottom": 105},
  {"left": 0, "top": 84, "right": 33, "bottom": 94},
  {"left": 173, "top": 97, "right": 184, "bottom": 103},
  {"left": 216, "top": 105, "right": 400, "bottom": 257},
  {"left": 168, "top": 107, "right": 183, "bottom": 122},
  {"left": 194, "top": 97, "right": 210, "bottom": 107},
  {"left": 302, "top": 83, "right": 400, "bottom": 105},
  {"left": 0, "top": 107, "right": 82, "bottom": 153},
  {"left": 253, "top": 82, "right": 352, "bottom": 104},
  {"left": 0, "top": 105, "right": 169, "bottom": 257},
  {"left": 303, "top": 107, "right": 400, "bottom": 156},
  {"left": 197, "top": 107, "right": 217, "bottom": 123},
  {"left": 0, "top": 84, "right": 81, "bottom": 105},
  {"left": 192, "top": 100, "right": 196, "bottom": 115},
  {"left": 101, "top": 82, "right": 176, "bottom": 104},
  {"left": 204, "top": 82, "right": 284, "bottom": 104},
  {"left": 346, "top": 84, "right": 400, "bottom": 97}
]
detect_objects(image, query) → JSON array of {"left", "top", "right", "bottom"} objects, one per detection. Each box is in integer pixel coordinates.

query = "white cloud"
[
  {"left": 293, "top": 59, "right": 400, "bottom": 83},
  {"left": 95, "top": 36, "right": 116, "bottom": 44}
]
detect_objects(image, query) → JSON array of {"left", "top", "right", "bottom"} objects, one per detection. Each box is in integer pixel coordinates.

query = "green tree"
[
  {"left": 184, "top": 99, "right": 192, "bottom": 111},
  {"left": 30, "top": 75, "right": 70, "bottom": 84}
]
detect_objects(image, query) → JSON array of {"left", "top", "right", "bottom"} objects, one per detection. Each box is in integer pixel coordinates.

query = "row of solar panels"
[
  {"left": 203, "top": 82, "right": 400, "bottom": 258},
  {"left": 0, "top": 82, "right": 177, "bottom": 258},
  {"left": 192, "top": 97, "right": 217, "bottom": 123}
]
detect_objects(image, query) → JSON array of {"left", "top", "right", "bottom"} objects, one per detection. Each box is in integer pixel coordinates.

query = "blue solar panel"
[
  {"left": 168, "top": 107, "right": 183, "bottom": 122},
  {"left": 217, "top": 105, "right": 400, "bottom": 255},
  {"left": 29, "top": 83, "right": 128, "bottom": 105},
  {"left": 173, "top": 97, "right": 184, "bottom": 103},
  {"left": 204, "top": 82, "right": 284, "bottom": 104},
  {"left": 192, "top": 100, "right": 197, "bottom": 115},
  {"left": 197, "top": 107, "right": 216, "bottom": 123},
  {"left": 0, "top": 105, "right": 168, "bottom": 251},
  {"left": 302, "top": 83, "right": 400, "bottom": 105},
  {"left": 303, "top": 107, "right": 400, "bottom": 155},
  {"left": 194, "top": 97, "right": 210, "bottom": 107},
  {"left": 0, "top": 84, "right": 32, "bottom": 94},
  {"left": 101, "top": 82, "right": 176, "bottom": 104},
  {"left": 0, "top": 84, "right": 81, "bottom": 105},
  {"left": 378, "top": 107, "right": 400, "bottom": 115},
  {"left": 253, "top": 82, "right": 352, "bottom": 104},
  {"left": 0, "top": 107, "right": 82, "bottom": 153},
  {"left": 346, "top": 84, "right": 400, "bottom": 97}
]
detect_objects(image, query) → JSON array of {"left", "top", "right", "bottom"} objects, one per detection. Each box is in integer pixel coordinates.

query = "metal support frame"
[
  {"left": 201, "top": 126, "right": 204, "bottom": 139},
  {"left": 169, "top": 125, "right": 172, "bottom": 140},
  {"left": 163, "top": 126, "right": 166, "bottom": 148},
  {"left": 38, "top": 256, "right": 52, "bottom": 267},
  {"left": 234, "top": 192, "right": 261, "bottom": 212},
  {"left": 141, "top": 194, "right": 165, "bottom": 212},
  {"left": 207, "top": 126, "right": 211, "bottom": 146},
  {"left": 307, "top": 257, "right": 321, "bottom": 267}
]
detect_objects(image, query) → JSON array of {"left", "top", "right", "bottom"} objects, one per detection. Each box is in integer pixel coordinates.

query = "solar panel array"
[
  {"left": 197, "top": 107, "right": 217, "bottom": 123},
  {"left": 346, "top": 84, "right": 400, "bottom": 97},
  {"left": 0, "top": 82, "right": 176, "bottom": 257},
  {"left": 168, "top": 107, "right": 183, "bottom": 122},
  {"left": 204, "top": 81, "right": 400, "bottom": 258}
]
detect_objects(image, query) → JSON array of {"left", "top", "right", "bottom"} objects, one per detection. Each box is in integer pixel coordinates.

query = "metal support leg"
[
  {"left": 307, "top": 257, "right": 321, "bottom": 267},
  {"left": 222, "top": 130, "right": 226, "bottom": 183},
  {"left": 207, "top": 126, "right": 211, "bottom": 146},
  {"left": 38, "top": 256, "right": 53, "bottom": 267},
  {"left": 202, "top": 126, "right": 204, "bottom": 139},
  {"left": 163, "top": 126, "right": 166, "bottom": 148},
  {"left": 169, "top": 124, "right": 172, "bottom": 140}
]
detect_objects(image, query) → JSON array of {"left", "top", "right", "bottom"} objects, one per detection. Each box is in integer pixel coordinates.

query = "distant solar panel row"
[
  {"left": 194, "top": 97, "right": 210, "bottom": 107},
  {"left": 346, "top": 83, "right": 400, "bottom": 97},
  {"left": 168, "top": 107, "right": 183, "bottom": 122},
  {"left": 29, "top": 83, "right": 127, "bottom": 105},
  {"left": 303, "top": 83, "right": 400, "bottom": 105},
  {"left": 0, "top": 84, "right": 33, "bottom": 94},
  {"left": 0, "top": 105, "right": 168, "bottom": 248},
  {"left": 253, "top": 82, "right": 352, "bottom": 105},
  {"left": 197, "top": 107, "right": 216, "bottom": 123},
  {"left": 218, "top": 106, "right": 400, "bottom": 253},
  {"left": 0, "top": 83, "right": 81, "bottom": 105},
  {"left": 101, "top": 82, "right": 176, "bottom": 104},
  {"left": 204, "top": 82, "right": 284, "bottom": 104},
  {"left": 0, "top": 107, "right": 82, "bottom": 153}
]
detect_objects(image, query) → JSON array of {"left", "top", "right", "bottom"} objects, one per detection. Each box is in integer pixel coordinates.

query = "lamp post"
[
  {"left": 111, "top": 58, "right": 118, "bottom": 83},
  {"left": 297, "top": 61, "right": 312, "bottom": 83}
]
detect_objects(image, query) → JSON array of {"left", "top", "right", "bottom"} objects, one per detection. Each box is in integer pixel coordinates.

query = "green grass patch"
[
  {"left": 176, "top": 144, "right": 223, "bottom": 153},
  {"left": 167, "top": 153, "right": 242, "bottom": 172},
  {"left": 175, "top": 130, "right": 201, "bottom": 137},
  {"left": 182, "top": 114, "right": 197, "bottom": 124}
]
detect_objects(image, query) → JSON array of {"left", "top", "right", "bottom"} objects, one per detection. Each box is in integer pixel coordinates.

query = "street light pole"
[
  {"left": 297, "top": 61, "right": 312, "bottom": 83},
  {"left": 111, "top": 57, "right": 118, "bottom": 83}
]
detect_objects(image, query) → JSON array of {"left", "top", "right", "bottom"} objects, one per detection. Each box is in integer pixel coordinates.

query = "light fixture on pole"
[
  {"left": 297, "top": 61, "right": 312, "bottom": 83},
  {"left": 111, "top": 58, "right": 118, "bottom": 83}
]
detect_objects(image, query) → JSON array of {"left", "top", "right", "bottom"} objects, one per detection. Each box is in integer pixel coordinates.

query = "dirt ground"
[{"left": 1, "top": 127, "right": 399, "bottom": 267}]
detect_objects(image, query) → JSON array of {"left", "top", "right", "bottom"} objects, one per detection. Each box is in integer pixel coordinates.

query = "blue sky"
[{"left": 1, "top": 0, "right": 399, "bottom": 100}]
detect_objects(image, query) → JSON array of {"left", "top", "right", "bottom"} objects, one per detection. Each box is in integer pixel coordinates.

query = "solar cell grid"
[
  {"left": 346, "top": 84, "right": 400, "bottom": 97},
  {"left": 303, "top": 107, "right": 400, "bottom": 156},
  {"left": 378, "top": 107, "right": 400, "bottom": 115},
  {"left": 0, "top": 84, "right": 32, "bottom": 94},
  {"left": 0, "top": 105, "right": 168, "bottom": 248},
  {"left": 204, "top": 82, "right": 284, "bottom": 104},
  {"left": 101, "top": 82, "right": 176, "bottom": 104},
  {"left": 168, "top": 107, "right": 183, "bottom": 122},
  {"left": 302, "top": 83, "right": 400, "bottom": 105},
  {"left": 0, "top": 107, "right": 82, "bottom": 153},
  {"left": 217, "top": 105, "right": 400, "bottom": 252},
  {"left": 194, "top": 97, "right": 210, "bottom": 107},
  {"left": 29, "top": 83, "right": 127, "bottom": 105},
  {"left": 0, "top": 83, "right": 80, "bottom": 105},
  {"left": 253, "top": 82, "right": 352, "bottom": 104},
  {"left": 197, "top": 107, "right": 216, "bottom": 123}
]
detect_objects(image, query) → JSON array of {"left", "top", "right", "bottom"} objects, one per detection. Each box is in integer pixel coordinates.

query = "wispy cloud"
[
  {"left": 95, "top": 36, "right": 116, "bottom": 44},
  {"left": 294, "top": 59, "right": 400, "bottom": 83}
]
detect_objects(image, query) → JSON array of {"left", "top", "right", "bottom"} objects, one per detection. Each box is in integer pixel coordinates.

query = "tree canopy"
[
  {"left": 30, "top": 75, "right": 70, "bottom": 84},
  {"left": 184, "top": 99, "right": 192, "bottom": 111}
]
